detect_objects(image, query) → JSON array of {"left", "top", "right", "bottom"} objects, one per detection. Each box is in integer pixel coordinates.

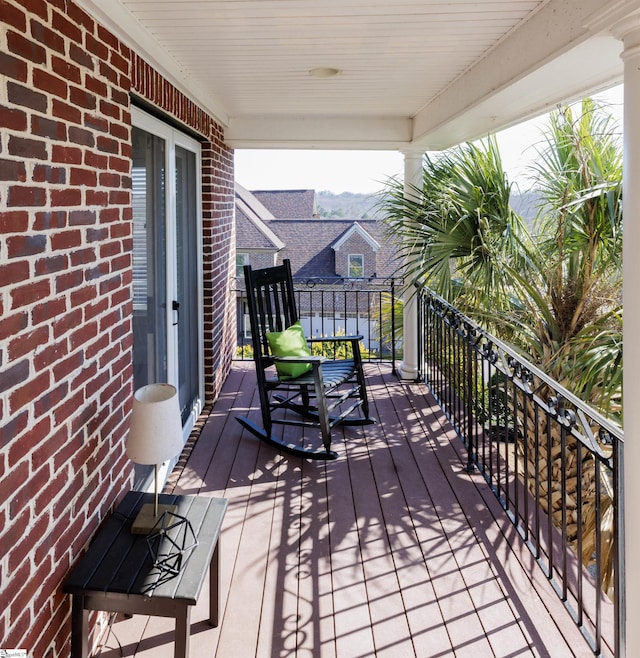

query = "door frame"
[{"left": 131, "top": 105, "right": 205, "bottom": 444}]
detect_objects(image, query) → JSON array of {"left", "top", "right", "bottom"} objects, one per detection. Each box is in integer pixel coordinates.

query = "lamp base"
[{"left": 131, "top": 503, "right": 179, "bottom": 534}]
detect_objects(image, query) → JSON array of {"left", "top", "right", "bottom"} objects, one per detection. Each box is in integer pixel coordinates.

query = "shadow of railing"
[{"left": 418, "top": 287, "right": 623, "bottom": 657}]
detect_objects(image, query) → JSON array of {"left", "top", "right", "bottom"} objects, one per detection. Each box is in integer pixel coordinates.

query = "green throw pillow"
[{"left": 266, "top": 321, "right": 312, "bottom": 379}]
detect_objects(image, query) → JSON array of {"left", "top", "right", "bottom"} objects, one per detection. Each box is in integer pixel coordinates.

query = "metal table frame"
[{"left": 64, "top": 492, "right": 227, "bottom": 658}]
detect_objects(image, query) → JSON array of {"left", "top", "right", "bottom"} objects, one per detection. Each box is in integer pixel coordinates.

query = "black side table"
[{"left": 63, "top": 492, "right": 228, "bottom": 658}]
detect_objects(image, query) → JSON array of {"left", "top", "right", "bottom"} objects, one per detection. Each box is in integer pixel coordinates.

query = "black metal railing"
[
  {"left": 418, "top": 287, "right": 624, "bottom": 657},
  {"left": 235, "top": 276, "right": 400, "bottom": 368}
]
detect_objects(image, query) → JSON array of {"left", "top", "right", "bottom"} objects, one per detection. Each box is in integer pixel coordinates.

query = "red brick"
[
  {"left": 69, "top": 320, "right": 97, "bottom": 350},
  {"left": 8, "top": 134, "right": 47, "bottom": 159},
  {"left": 0, "top": 210, "right": 29, "bottom": 234},
  {"left": 66, "top": 0, "right": 94, "bottom": 32},
  {"left": 32, "top": 114, "right": 67, "bottom": 140},
  {"left": 50, "top": 187, "right": 81, "bottom": 207},
  {"left": 108, "top": 189, "right": 129, "bottom": 205},
  {"left": 0, "top": 260, "right": 29, "bottom": 286},
  {"left": 1, "top": 2, "right": 27, "bottom": 31},
  {"left": 51, "top": 9, "right": 82, "bottom": 43},
  {"left": 10, "top": 279, "right": 51, "bottom": 309},
  {"left": 52, "top": 350, "right": 83, "bottom": 384},
  {"left": 7, "top": 234, "right": 47, "bottom": 258},
  {"left": 35, "top": 253, "right": 68, "bottom": 275},
  {"left": 85, "top": 262, "right": 109, "bottom": 281},
  {"left": 30, "top": 19, "right": 65, "bottom": 55},
  {"left": 9, "top": 372, "right": 50, "bottom": 417},
  {"left": 32, "top": 164, "right": 66, "bottom": 184},
  {"left": 8, "top": 185, "right": 47, "bottom": 206},
  {"left": 8, "top": 324, "right": 49, "bottom": 360},
  {"left": 0, "top": 506, "right": 29, "bottom": 555},
  {"left": 0, "top": 106, "right": 28, "bottom": 131},
  {"left": 8, "top": 502, "right": 49, "bottom": 565},
  {"left": 53, "top": 308, "right": 82, "bottom": 338},
  {"left": 52, "top": 98, "right": 82, "bottom": 124},
  {"left": 34, "top": 340, "right": 69, "bottom": 369},
  {"left": 7, "top": 415, "right": 49, "bottom": 466},
  {"left": 52, "top": 144, "right": 82, "bottom": 164},
  {"left": 84, "top": 150, "right": 108, "bottom": 169},
  {"left": 69, "top": 283, "right": 97, "bottom": 307},
  {"left": 6, "top": 30, "right": 46, "bottom": 64},
  {"left": 53, "top": 389, "right": 85, "bottom": 426},
  {"left": 33, "top": 67, "right": 68, "bottom": 99},
  {"left": 0, "top": 358, "right": 29, "bottom": 394},
  {"left": 70, "top": 167, "right": 96, "bottom": 186},
  {"left": 33, "top": 210, "right": 67, "bottom": 230},
  {"left": 34, "top": 381, "right": 69, "bottom": 418},
  {"left": 54, "top": 269, "right": 83, "bottom": 293},
  {"left": 85, "top": 189, "right": 108, "bottom": 205},
  {"left": 84, "top": 113, "right": 108, "bottom": 133},
  {"left": 0, "top": 157, "right": 26, "bottom": 182},
  {"left": 85, "top": 73, "right": 108, "bottom": 98},
  {"left": 69, "top": 209, "right": 96, "bottom": 225},
  {"left": 68, "top": 125, "right": 95, "bottom": 147},
  {"left": 69, "top": 41, "right": 92, "bottom": 69},
  {"left": 0, "top": 50, "right": 27, "bottom": 81},
  {"left": 70, "top": 86, "right": 96, "bottom": 110},
  {"left": 0, "top": 309, "right": 29, "bottom": 342},
  {"left": 50, "top": 229, "right": 82, "bottom": 250},
  {"left": 69, "top": 247, "right": 96, "bottom": 267},
  {"left": 32, "top": 297, "right": 66, "bottom": 325},
  {"left": 51, "top": 54, "right": 82, "bottom": 84}
]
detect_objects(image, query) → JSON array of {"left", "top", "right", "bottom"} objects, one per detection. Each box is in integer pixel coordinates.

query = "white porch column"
[
  {"left": 399, "top": 149, "right": 424, "bottom": 380},
  {"left": 615, "top": 14, "right": 640, "bottom": 656}
]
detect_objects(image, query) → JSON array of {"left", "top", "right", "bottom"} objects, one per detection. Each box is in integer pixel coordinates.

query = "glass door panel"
[
  {"left": 131, "top": 127, "right": 167, "bottom": 388},
  {"left": 175, "top": 145, "right": 200, "bottom": 423}
]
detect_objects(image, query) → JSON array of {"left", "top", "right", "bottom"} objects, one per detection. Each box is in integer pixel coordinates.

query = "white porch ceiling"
[{"left": 78, "top": 0, "right": 639, "bottom": 151}]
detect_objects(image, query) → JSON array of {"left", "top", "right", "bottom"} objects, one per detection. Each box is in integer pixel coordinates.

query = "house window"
[
  {"left": 236, "top": 252, "right": 249, "bottom": 277},
  {"left": 348, "top": 254, "right": 364, "bottom": 278}
]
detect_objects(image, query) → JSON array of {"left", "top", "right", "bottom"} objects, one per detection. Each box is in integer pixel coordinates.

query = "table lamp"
[{"left": 126, "top": 383, "right": 184, "bottom": 534}]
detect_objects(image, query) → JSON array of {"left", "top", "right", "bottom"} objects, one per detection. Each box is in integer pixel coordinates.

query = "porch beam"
[{"left": 411, "top": 0, "right": 631, "bottom": 149}]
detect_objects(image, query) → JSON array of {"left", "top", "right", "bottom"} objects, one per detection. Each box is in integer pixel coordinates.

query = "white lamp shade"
[{"left": 126, "top": 384, "right": 184, "bottom": 465}]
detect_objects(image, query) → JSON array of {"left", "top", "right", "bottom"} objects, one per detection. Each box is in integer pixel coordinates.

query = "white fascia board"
[
  {"left": 225, "top": 116, "right": 412, "bottom": 150},
  {"left": 411, "top": 0, "right": 629, "bottom": 150},
  {"left": 332, "top": 223, "right": 381, "bottom": 252},
  {"left": 74, "top": 0, "right": 229, "bottom": 127}
]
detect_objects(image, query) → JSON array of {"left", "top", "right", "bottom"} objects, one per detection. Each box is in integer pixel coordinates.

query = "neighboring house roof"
[
  {"left": 331, "top": 222, "right": 381, "bottom": 252},
  {"left": 235, "top": 183, "right": 284, "bottom": 251},
  {"left": 252, "top": 189, "right": 318, "bottom": 218},
  {"left": 268, "top": 219, "right": 396, "bottom": 280}
]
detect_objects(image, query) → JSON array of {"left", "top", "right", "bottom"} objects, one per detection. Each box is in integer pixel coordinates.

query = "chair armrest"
[
  {"left": 270, "top": 355, "right": 326, "bottom": 363},
  {"left": 307, "top": 335, "right": 363, "bottom": 343}
]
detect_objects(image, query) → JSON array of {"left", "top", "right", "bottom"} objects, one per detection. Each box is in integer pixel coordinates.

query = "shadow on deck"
[{"left": 97, "top": 362, "right": 599, "bottom": 658}]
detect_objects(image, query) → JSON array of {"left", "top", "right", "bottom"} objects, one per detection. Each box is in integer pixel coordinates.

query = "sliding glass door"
[{"left": 131, "top": 107, "right": 203, "bottom": 435}]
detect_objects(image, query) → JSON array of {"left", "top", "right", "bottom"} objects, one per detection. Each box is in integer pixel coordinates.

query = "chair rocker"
[{"left": 236, "top": 259, "right": 375, "bottom": 460}]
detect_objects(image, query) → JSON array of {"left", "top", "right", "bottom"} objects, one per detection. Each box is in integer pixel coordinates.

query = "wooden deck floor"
[{"left": 97, "top": 362, "right": 599, "bottom": 658}]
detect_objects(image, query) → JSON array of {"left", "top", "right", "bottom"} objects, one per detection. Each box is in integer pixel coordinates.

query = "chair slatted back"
[{"left": 244, "top": 259, "right": 299, "bottom": 363}]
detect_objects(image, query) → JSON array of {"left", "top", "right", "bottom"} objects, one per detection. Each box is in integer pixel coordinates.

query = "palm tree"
[{"left": 382, "top": 99, "right": 622, "bottom": 418}]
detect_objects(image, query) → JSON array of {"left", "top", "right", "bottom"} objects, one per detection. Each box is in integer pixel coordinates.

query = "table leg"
[
  {"left": 70, "top": 596, "right": 89, "bottom": 658},
  {"left": 209, "top": 539, "right": 220, "bottom": 626},
  {"left": 175, "top": 606, "right": 192, "bottom": 658}
]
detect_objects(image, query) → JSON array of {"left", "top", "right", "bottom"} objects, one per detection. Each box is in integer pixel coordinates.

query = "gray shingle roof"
[
  {"left": 268, "top": 219, "right": 397, "bottom": 279},
  {"left": 252, "top": 189, "right": 317, "bottom": 218}
]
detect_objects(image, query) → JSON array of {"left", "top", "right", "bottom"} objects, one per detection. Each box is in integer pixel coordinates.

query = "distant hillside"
[
  {"left": 316, "top": 191, "right": 385, "bottom": 219},
  {"left": 317, "top": 189, "right": 540, "bottom": 223}
]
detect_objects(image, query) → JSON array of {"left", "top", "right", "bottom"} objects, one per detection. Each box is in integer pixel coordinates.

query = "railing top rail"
[{"left": 422, "top": 286, "right": 623, "bottom": 443}]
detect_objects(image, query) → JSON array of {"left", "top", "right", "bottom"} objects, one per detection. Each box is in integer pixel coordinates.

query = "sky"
[{"left": 234, "top": 85, "right": 624, "bottom": 195}]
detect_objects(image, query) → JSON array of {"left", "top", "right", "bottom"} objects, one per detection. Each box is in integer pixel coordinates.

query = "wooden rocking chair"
[{"left": 236, "top": 259, "right": 375, "bottom": 460}]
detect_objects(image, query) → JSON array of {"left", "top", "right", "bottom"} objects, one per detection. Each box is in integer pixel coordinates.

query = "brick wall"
[{"left": 0, "top": 1, "right": 235, "bottom": 655}]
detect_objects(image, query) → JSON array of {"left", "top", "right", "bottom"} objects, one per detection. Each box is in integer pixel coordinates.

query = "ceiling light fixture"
[{"left": 309, "top": 67, "right": 341, "bottom": 78}]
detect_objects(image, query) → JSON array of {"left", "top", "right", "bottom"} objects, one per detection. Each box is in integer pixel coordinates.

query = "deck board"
[{"left": 96, "top": 362, "right": 606, "bottom": 658}]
